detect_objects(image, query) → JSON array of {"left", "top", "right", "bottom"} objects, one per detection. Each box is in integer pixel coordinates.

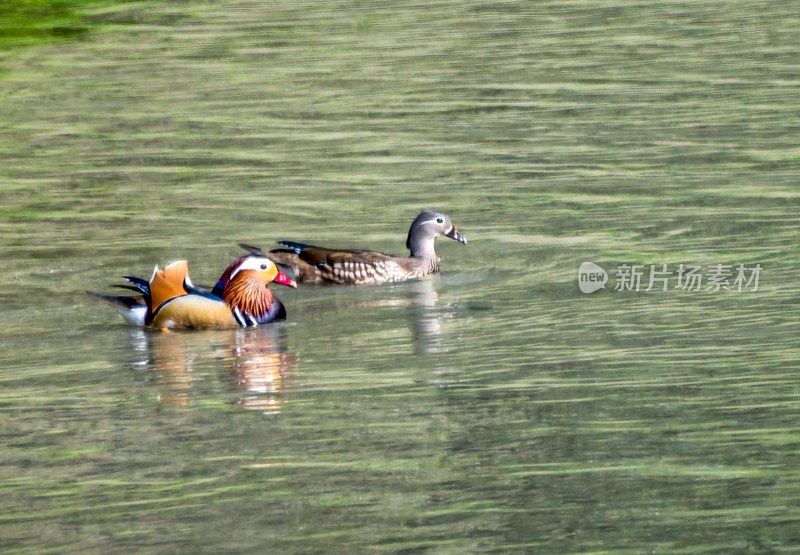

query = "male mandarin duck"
[
  {"left": 244, "top": 209, "right": 467, "bottom": 285},
  {"left": 86, "top": 254, "right": 296, "bottom": 329}
]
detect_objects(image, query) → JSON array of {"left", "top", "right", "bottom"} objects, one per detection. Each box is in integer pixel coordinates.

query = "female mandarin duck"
[
  {"left": 86, "top": 254, "right": 296, "bottom": 329},
  {"left": 244, "top": 209, "right": 467, "bottom": 285}
]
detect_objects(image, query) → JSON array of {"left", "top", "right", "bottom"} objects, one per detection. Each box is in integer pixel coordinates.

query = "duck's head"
[
  {"left": 213, "top": 254, "right": 297, "bottom": 296},
  {"left": 406, "top": 210, "right": 467, "bottom": 256},
  {"left": 229, "top": 255, "right": 297, "bottom": 288}
]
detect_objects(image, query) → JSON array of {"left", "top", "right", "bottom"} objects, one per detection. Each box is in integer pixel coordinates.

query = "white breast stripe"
[{"left": 233, "top": 307, "right": 246, "bottom": 327}]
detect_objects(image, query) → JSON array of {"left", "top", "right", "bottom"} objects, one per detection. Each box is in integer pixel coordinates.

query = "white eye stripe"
[{"left": 231, "top": 257, "right": 274, "bottom": 279}]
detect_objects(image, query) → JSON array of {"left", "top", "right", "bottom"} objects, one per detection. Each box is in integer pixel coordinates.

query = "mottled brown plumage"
[{"left": 243, "top": 210, "right": 467, "bottom": 285}]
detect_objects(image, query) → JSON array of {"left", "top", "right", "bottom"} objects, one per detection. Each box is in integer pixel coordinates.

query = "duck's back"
[{"left": 272, "top": 243, "right": 428, "bottom": 285}]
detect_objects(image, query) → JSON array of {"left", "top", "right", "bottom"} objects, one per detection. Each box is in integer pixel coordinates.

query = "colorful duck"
[
  {"left": 87, "top": 254, "right": 296, "bottom": 329},
  {"left": 244, "top": 209, "right": 467, "bottom": 285}
]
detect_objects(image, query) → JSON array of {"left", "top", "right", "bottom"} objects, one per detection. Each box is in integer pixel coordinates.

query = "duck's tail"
[{"left": 85, "top": 290, "right": 148, "bottom": 326}]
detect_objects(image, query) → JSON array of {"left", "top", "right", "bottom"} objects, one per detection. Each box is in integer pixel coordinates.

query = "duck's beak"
[
  {"left": 445, "top": 225, "right": 467, "bottom": 245},
  {"left": 274, "top": 271, "right": 298, "bottom": 288}
]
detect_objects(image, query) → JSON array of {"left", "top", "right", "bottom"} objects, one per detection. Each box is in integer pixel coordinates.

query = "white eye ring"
[{"left": 435, "top": 217, "right": 445, "bottom": 224}]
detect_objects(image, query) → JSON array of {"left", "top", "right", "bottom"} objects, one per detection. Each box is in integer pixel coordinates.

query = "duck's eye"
[
  {"left": 260, "top": 263, "right": 268, "bottom": 270},
  {"left": 435, "top": 217, "right": 445, "bottom": 224}
]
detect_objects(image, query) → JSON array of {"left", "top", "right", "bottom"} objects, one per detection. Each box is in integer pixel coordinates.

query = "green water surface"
[{"left": 1, "top": 1, "right": 798, "bottom": 553}]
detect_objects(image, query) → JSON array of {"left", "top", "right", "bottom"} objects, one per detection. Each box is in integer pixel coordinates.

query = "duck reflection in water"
[
  {"left": 125, "top": 326, "right": 297, "bottom": 413},
  {"left": 227, "top": 327, "right": 298, "bottom": 413},
  {"left": 354, "top": 278, "right": 453, "bottom": 354},
  {"left": 408, "top": 278, "right": 448, "bottom": 355}
]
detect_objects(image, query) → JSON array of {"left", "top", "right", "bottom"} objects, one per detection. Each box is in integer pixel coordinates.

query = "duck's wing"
[{"left": 281, "top": 242, "right": 405, "bottom": 285}]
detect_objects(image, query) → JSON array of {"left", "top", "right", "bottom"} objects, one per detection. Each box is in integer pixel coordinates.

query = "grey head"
[{"left": 405, "top": 210, "right": 467, "bottom": 259}]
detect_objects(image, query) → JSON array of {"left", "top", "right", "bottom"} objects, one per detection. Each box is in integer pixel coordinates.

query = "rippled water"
[{"left": 1, "top": 1, "right": 799, "bottom": 553}]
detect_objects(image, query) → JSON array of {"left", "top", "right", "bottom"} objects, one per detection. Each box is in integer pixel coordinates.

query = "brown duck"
[{"left": 244, "top": 210, "right": 467, "bottom": 285}]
